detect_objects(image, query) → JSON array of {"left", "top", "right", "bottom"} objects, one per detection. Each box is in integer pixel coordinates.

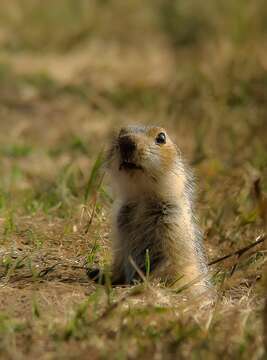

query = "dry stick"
[
  {"left": 208, "top": 234, "right": 266, "bottom": 266},
  {"left": 38, "top": 263, "right": 87, "bottom": 277},
  {"left": 128, "top": 255, "right": 148, "bottom": 285},
  {"left": 128, "top": 256, "right": 158, "bottom": 294},
  {"left": 38, "top": 263, "right": 58, "bottom": 277}
]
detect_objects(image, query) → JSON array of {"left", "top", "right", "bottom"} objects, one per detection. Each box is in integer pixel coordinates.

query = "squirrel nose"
[{"left": 119, "top": 136, "right": 136, "bottom": 159}]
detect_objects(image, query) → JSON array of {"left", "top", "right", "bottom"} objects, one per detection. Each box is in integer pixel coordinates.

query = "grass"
[{"left": 0, "top": 0, "right": 267, "bottom": 359}]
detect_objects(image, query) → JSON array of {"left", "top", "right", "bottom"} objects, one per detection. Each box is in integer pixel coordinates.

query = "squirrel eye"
[{"left": 155, "top": 132, "right": 166, "bottom": 145}]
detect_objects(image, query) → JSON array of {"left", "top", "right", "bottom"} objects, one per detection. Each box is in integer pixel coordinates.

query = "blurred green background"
[
  {"left": 0, "top": 0, "right": 266, "bottom": 223},
  {"left": 0, "top": 0, "right": 266, "bottom": 202}
]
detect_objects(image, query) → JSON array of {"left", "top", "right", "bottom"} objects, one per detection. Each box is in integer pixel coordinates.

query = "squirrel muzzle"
[{"left": 118, "top": 135, "right": 142, "bottom": 171}]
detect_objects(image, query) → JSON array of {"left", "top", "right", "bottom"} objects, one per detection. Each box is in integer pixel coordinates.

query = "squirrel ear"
[{"left": 119, "top": 127, "right": 127, "bottom": 137}]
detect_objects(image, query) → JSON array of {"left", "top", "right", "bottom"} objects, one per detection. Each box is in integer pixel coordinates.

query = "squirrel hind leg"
[{"left": 86, "top": 267, "right": 104, "bottom": 284}]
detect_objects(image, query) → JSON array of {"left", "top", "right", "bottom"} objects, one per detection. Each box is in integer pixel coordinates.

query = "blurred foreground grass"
[{"left": 0, "top": 1, "right": 267, "bottom": 359}]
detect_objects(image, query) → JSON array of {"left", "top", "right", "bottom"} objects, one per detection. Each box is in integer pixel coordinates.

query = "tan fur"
[{"left": 106, "top": 125, "right": 211, "bottom": 294}]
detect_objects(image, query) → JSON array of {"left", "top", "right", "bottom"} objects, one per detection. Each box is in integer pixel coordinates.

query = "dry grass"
[{"left": 0, "top": 1, "right": 267, "bottom": 359}]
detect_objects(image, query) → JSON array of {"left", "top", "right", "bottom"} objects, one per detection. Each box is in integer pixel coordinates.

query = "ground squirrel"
[{"left": 88, "top": 125, "right": 210, "bottom": 294}]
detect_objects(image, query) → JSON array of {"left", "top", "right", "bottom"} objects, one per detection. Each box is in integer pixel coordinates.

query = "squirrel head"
[{"left": 106, "top": 125, "right": 186, "bottom": 200}]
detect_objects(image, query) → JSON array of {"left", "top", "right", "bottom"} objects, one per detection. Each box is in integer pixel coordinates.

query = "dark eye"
[{"left": 155, "top": 132, "right": 166, "bottom": 145}]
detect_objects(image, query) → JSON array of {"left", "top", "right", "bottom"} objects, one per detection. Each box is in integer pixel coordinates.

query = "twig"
[
  {"left": 208, "top": 234, "right": 266, "bottom": 266},
  {"left": 35, "top": 262, "right": 87, "bottom": 279},
  {"left": 38, "top": 263, "right": 58, "bottom": 277},
  {"left": 128, "top": 255, "right": 148, "bottom": 285}
]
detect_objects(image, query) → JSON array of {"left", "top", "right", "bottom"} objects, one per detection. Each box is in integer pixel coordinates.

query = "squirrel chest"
[{"left": 116, "top": 199, "right": 180, "bottom": 283}]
